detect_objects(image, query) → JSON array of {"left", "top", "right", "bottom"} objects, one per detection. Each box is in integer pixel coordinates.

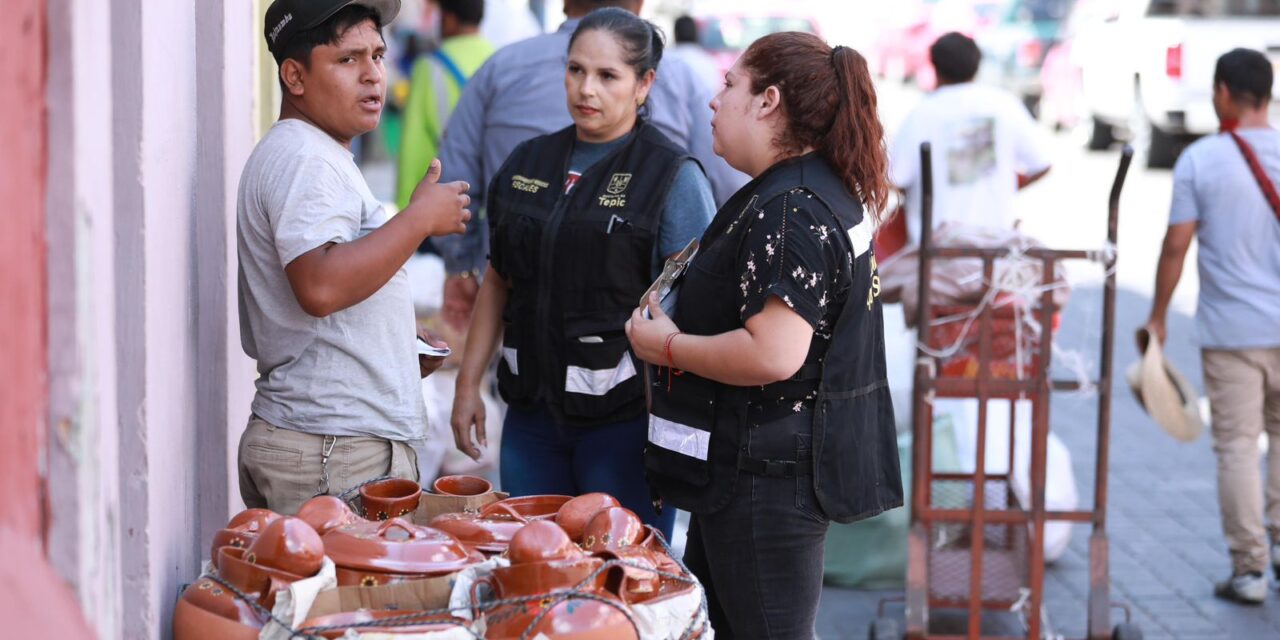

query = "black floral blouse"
[{"left": 730, "top": 187, "right": 857, "bottom": 418}]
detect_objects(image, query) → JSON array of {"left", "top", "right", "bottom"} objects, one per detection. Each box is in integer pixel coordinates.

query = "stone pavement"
[{"left": 816, "top": 287, "right": 1280, "bottom": 639}]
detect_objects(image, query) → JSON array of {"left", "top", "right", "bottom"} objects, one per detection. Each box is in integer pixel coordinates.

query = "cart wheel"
[
  {"left": 868, "top": 617, "right": 901, "bottom": 640},
  {"left": 1112, "top": 622, "right": 1143, "bottom": 640}
]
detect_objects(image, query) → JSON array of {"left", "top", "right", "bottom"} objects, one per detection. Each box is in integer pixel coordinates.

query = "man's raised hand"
[{"left": 407, "top": 158, "right": 471, "bottom": 236}]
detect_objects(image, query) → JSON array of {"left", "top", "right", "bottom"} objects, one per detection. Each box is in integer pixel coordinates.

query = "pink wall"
[
  {"left": 0, "top": 0, "right": 94, "bottom": 635},
  {"left": 37, "top": 0, "right": 258, "bottom": 636}
]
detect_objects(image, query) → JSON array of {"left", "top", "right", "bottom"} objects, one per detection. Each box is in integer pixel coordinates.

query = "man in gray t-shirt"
[
  {"left": 237, "top": 0, "right": 471, "bottom": 515},
  {"left": 1146, "top": 48, "right": 1280, "bottom": 604}
]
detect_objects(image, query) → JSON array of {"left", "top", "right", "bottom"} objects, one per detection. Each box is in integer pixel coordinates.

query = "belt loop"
[{"left": 317, "top": 435, "right": 338, "bottom": 495}]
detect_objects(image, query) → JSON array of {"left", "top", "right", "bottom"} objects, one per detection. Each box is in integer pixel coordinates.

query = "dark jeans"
[
  {"left": 500, "top": 403, "right": 676, "bottom": 540},
  {"left": 683, "top": 409, "right": 829, "bottom": 639}
]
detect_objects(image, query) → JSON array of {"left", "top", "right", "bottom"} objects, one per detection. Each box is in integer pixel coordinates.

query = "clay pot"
[
  {"left": 215, "top": 546, "right": 305, "bottom": 609},
  {"left": 555, "top": 493, "right": 621, "bottom": 541},
  {"left": 360, "top": 478, "right": 423, "bottom": 521},
  {"left": 209, "top": 508, "right": 279, "bottom": 562},
  {"left": 507, "top": 520, "right": 584, "bottom": 565},
  {"left": 581, "top": 507, "right": 644, "bottom": 554},
  {"left": 596, "top": 546, "right": 665, "bottom": 604},
  {"left": 298, "top": 610, "right": 468, "bottom": 638},
  {"left": 324, "top": 517, "right": 483, "bottom": 587},
  {"left": 485, "top": 594, "right": 637, "bottom": 640},
  {"left": 479, "top": 494, "right": 572, "bottom": 522},
  {"left": 296, "top": 495, "right": 360, "bottom": 536},
  {"left": 488, "top": 557, "right": 609, "bottom": 599},
  {"left": 428, "top": 512, "right": 524, "bottom": 555},
  {"left": 243, "top": 516, "right": 325, "bottom": 578},
  {"left": 483, "top": 555, "right": 636, "bottom": 640},
  {"left": 173, "top": 592, "right": 262, "bottom": 640},
  {"left": 432, "top": 474, "right": 493, "bottom": 497}
]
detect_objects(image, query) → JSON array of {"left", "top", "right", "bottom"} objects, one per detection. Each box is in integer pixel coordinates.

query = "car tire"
[{"left": 1087, "top": 116, "right": 1115, "bottom": 151}]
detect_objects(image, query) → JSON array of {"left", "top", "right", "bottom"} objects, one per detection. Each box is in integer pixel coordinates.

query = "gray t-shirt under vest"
[{"left": 237, "top": 119, "right": 426, "bottom": 441}]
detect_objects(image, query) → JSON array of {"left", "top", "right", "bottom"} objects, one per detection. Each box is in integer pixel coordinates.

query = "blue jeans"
[{"left": 500, "top": 403, "right": 676, "bottom": 540}]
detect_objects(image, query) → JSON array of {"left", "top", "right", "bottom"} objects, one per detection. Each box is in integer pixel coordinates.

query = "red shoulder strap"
[{"left": 1227, "top": 131, "right": 1280, "bottom": 223}]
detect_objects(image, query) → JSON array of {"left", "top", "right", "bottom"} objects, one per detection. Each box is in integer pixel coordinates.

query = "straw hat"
[{"left": 1125, "top": 326, "right": 1204, "bottom": 442}]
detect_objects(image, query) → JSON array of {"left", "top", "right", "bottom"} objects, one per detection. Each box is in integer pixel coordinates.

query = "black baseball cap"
[{"left": 264, "top": 0, "right": 401, "bottom": 56}]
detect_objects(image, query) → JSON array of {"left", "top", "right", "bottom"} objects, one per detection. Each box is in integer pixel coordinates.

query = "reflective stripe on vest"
[
  {"left": 501, "top": 347, "right": 519, "bottom": 375},
  {"left": 648, "top": 415, "right": 710, "bottom": 461},
  {"left": 565, "top": 352, "right": 637, "bottom": 396}
]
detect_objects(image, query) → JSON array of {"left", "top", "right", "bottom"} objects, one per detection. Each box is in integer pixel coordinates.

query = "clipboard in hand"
[{"left": 641, "top": 238, "right": 698, "bottom": 410}]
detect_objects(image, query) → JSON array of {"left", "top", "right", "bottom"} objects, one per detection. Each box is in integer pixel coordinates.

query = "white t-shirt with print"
[{"left": 889, "top": 83, "right": 1052, "bottom": 243}]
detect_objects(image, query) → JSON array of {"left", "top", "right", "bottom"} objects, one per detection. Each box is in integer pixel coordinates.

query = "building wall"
[
  {"left": 0, "top": 0, "right": 94, "bottom": 636},
  {"left": 41, "top": 0, "right": 258, "bottom": 637}
]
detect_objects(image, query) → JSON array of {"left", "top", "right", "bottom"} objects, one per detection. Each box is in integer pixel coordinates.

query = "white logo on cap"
[{"left": 269, "top": 13, "right": 293, "bottom": 43}]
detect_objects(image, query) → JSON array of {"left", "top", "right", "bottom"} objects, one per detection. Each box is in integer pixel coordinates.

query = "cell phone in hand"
[{"left": 417, "top": 335, "right": 451, "bottom": 358}]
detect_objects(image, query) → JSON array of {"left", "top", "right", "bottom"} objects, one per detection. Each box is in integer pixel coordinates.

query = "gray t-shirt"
[
  {"left": 1169, "top": 128, "right": 1280, "bottom": 350},
  {"left": 237, "top": 119, "right": 426, "bottom": 440}
]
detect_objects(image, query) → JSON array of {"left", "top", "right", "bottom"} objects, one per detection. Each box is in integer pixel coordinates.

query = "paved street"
[{"left": 814, "top": 85, "right": 1280, "bottom": 640}]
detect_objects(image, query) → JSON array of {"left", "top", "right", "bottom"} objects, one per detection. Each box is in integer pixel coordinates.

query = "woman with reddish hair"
[{"left": 627, "top": 32, "right": 902, "bottom": 637}]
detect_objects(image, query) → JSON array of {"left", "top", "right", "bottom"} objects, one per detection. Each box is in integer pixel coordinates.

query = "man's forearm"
[
  {"left": 287, "top": 212, "right": 429, "bottom": 317},
  {"left": 1149, "top": 245, "right": 1185, "bottom": 323}
]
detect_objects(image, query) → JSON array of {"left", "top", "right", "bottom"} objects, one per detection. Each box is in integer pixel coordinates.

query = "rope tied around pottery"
[{"left": 199, "top": 525, "right": 709, "bottom": 639}]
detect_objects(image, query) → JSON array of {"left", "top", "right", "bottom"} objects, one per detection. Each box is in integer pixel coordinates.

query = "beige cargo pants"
[{"left": 237, "top": 415, "right": 419, "bottom": 516}]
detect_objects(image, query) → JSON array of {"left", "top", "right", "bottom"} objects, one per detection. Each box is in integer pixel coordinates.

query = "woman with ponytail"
[{"left": 627, "top": 33, "right": 901, "bottom": 637}]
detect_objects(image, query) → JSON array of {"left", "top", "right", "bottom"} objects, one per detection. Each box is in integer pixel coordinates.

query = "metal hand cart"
[{"left": 875, "top": 144, "right": 1139, "bottom": 640}]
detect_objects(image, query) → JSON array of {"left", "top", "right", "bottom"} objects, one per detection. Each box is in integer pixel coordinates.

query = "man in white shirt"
[{"left": 890, "top": 32, "right": 1052, "bottom": 242}]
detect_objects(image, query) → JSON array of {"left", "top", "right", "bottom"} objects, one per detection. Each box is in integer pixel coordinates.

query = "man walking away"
[
  {"left": 1146, "top": 47, "right": 1280, "bottom": 604},
  {"left": 889, "top": 32, "right": 1052, "bottom": 242}
]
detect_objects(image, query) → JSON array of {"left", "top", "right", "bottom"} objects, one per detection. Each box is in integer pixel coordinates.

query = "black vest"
[
  {"left": 643, "top": 154, "right": 904, "bottom": 523},
  {"left": 488, "top": 123, "right": 693, "bottom": 426}
]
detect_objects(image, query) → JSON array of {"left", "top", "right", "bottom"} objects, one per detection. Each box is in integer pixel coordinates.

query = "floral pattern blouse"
[{"left": 728, "top": 187, "right": 857, "bottom": 418}]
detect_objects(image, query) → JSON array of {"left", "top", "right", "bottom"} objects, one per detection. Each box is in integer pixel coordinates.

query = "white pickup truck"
[{"left": 1073, "top": 0, "right": 1280, "bottom": 167}]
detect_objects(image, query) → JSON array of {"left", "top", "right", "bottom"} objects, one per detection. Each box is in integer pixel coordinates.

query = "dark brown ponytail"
[{"left": 739, "top": 33, "right": 889, "bottom": 219}]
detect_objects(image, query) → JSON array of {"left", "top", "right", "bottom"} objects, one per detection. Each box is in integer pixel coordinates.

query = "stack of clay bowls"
[
  {"left": 556, "top": 493, "right": 696, "bottom": 605},
  {"left": 482, "top": 521, "right": 637, "bottom": 640},
  {"left": 175, "top": 516, "right": 326, "bottom": 640},
  {"left": 208, "top": 508, "right": 279, "bottom": 562}
]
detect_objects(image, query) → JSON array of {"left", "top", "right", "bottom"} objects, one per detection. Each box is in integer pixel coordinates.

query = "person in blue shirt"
[
  {"left": 447, "top": 8, "right": 716, "bottom": 539},
  {"left": 1146, "top": 48, "right": 1280, "bottom": 605},
  {"left": 431, "top": 0, "right": 746, "bottom": 331}
]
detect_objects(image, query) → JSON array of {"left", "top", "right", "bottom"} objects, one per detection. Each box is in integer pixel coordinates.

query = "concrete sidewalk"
[{"left": 816, "top": 286, "right": 1280, "bottom": 639}]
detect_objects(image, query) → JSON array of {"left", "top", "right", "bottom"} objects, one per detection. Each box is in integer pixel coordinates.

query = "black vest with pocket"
[
  {"left": 643, "top": 153, "right": 904, "bottom": 523},
  {"left": 488, "top": 122, "right": 693, "bottom": 427}
]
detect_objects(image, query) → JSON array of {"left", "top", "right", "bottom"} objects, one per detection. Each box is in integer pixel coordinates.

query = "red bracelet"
[{"left": 663, "top": 331, "right": 683, "bottom": 391}]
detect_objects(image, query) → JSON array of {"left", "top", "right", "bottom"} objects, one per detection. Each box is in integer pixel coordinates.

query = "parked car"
[
  {"left": 872, "top": 0, "right": 1006, "bottom": 90},
  {"left": 1074, "top": 0, "right": 1280, "bottom": 167},
  {"left": 1038, "top": 0, "right": 1116, "bottom": 131},
  {"left": 975, "top": 0, "right": 1076, "bottom": 115}
]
